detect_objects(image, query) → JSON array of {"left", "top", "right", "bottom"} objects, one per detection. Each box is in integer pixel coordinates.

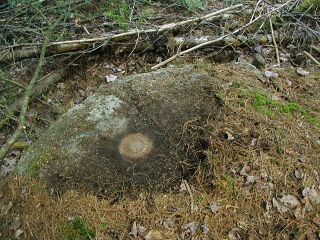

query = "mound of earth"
[{"left": 17, "top": 66, "right": 219, "bottom": 196}]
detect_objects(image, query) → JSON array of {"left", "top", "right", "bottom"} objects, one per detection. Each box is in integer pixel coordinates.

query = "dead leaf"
[
  {"left": 302, "top": 187, "right": 320, "bottom": 205},
  {"left": 265, "top": 70, "right": 279, "bottom": 78},
  {"left": 106, "top": 74, "right": 117, "bottom": 83},
  {"left": 272, "top": 198, "right": 288, "bottom": 214},
  {"left": 202, "top": 224, "right": 209, "bottom": 234},
  {"left": 1, "top": 201, "right": 13, "bottom": 216},
  {"left": 182, "top": 222, "right": 197, "bottom": 236},
  {"left": 130, "top": 221, "right": 138, "bottom": 238},
  {"left": 14, "top": 229, "right": 23, "bottom": 239},
  {"left": 228, "top": 227, "right": 241, "bottom": 240},
  {"left": 296, "top": 67, "right": 309, "bottom": 76},
  {"left": 145, "top": 230, "right": 163, "bottom": 240},
  {"left": 225, "top": 131, "right": 235, "bottom": 140},
  {"left": 209, "top": 202, "right": 220, "bottom": 214},
  {"left": 245, "top": 176, "right": 257, "bottom": 185},
  {"left": 280, "top": 195, "right": 301, "bottom": 208},
  {"left": 239, "top": 165, "right": 250, "bottom": 176}
]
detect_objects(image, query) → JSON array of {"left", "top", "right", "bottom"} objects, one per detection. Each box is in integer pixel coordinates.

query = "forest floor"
[{"left": 0, "top": 0, "right": 320, "bottom": 239}]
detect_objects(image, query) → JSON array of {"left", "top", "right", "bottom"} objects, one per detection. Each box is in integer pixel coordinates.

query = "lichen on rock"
[{"left": 17, "top": 66, "right": 219, "bottom": 196}]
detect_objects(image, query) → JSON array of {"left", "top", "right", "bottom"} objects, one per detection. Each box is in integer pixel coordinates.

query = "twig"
[
  {"left": 303, "top": 51, "right": 320, "bottom": 66},
  {"left": 183, "top": 180, "right": 195, "bottom": 214},
  {"left": 0, "top": 74, "right": 25, "bottom": 88},
  {"left": 0, "top": 15, "right": 63, "bottom": 162},
  {"left": 0, "top": 69, "right": 66, "bottom": 129},
  {"left": 151, "top": 0, "right": 294, "bottom": 70},
  {"left": 1, "top": 4, "right": 243, "bottom": 50},
  {"left": 269, "top": 17, "right": 280, "bottom": 66},
  {"left": 311, "top": 45, "right": 320, "bottom": 53}
]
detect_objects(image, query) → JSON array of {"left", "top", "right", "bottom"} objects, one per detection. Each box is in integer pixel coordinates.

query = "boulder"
[{"left": 17, "top": 66, "right": 219, "bottom": 196}]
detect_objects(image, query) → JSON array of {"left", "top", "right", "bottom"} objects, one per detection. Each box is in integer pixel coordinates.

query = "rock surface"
[{"left": 17, "top": 66, "right": 219, "bottom": 196}]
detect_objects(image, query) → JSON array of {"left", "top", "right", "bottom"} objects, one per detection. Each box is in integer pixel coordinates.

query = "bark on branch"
[
  {"left": 0, "top": 4, "right": 243, "bottom": 63},
  {"left": 0, "top": 16, "right": 63, "bottom": 162}
]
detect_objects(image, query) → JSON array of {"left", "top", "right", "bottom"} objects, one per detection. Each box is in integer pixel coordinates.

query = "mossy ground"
[{"left": 0, "top": 63, "right": 319, "bottom": 239}]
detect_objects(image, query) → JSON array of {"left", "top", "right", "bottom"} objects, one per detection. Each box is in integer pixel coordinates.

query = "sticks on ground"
[
  {"left": 152, "top": 0, "right": 294, "bottom": 70},
  {"left": 0, "top": 16, "right": 63, "bottom": 162},
  {"left": 269, "top": 17, "right": 280, "bottom": 66},
  {"left": 0, "top": 4, "right": 243, "bottom": 63},
  {"left": 183, "top": 180, "right": 195, "bottom": 214},
  {"left": 303, "top": 51, "right": 320, "bottom": 66}
]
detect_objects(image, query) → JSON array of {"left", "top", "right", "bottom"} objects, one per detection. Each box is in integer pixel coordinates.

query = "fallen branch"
[
  {"left": 152, "top": 0, "right": 294, "bottom": 70},
  {"left": 0, "top": 69, "right": 66, "bottom": 129},
  {"left": 269, "top": 17, "right": 280, "bottom": 66},
  {"left": 0, "top": 15, "right": 63, "bottom": 162},
  {"left": 311, "top": 45, "right": 320, "bottom": 53},
  {"left": 0, "top": 74, "right": 26, "bottom": 88},
  {"left": 303, "top": 51, "right": 320, "bottom": 66},
  {"left": 0, "top": 4, "right": 243, "bottom": 63}
]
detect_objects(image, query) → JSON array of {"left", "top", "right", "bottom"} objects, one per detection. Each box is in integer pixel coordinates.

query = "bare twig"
[
  {"left": 269, "top": 17, "right": 280, "bottom": 66},
  {"left": 151, "top": 0, "right": 294, "bottom": 70},
  {"left": 303, "top": 51, "right": 320, "bottom": 66},
  {"left": 183, "top": 180, "right": 195, "bottom": 214},
  {"left": 311, "top": 45, "right": 320, "bottom": 53},
  {"left": 1, "top": 4, "right": 243, "bottom": 63},
  {"left": 0, "top": 74, "right": 26, "bottom": 88},
  {"left": 0, "top": 15, "right": 63, "bottom": 161},
  {"left": 0, "top": 69, "right": 66, "bottom": 129}
]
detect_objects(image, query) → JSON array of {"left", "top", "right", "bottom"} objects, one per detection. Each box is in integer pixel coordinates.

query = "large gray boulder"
[{"left": 17, "top": 66, "right": 219, "bottom": 196}]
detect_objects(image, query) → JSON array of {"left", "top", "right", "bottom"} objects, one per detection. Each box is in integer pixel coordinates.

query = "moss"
[
  {"left": 29, "top": 149, "right": 55, "bottom": 178},
  {"left": 252, "top": 92, "right": 320, "bottom": 128},
  {"left": 216, "top": 175, "right": 234, "bottom": 194},
  {"left": 298, "top": 0, "right": 320, "bottom": 11},
  {"left": 62, "top": 218, "right": 96, "bottom": 240}
]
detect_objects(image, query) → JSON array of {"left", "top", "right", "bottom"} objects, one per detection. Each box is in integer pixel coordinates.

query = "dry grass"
[{"left": 0, "top": 63, "right": 319, "bottom": 239}]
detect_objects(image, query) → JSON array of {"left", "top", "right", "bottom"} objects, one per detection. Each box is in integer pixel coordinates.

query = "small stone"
[
  {"left": 252, "top": 53, "right": 266, "bottom": 69},
  {"left": 145, "top": 230, "right": 163, "bottom": 240}
]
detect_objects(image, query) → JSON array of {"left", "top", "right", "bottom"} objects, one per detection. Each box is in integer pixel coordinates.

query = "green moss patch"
[
  {"left": 62, "top": 218, "right": 96, "bottom": 240},
  {"left": 252, "top": 92, "right": 320, "bottom": 128}
]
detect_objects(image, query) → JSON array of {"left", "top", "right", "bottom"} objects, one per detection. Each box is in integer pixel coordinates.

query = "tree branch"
[{"left": 0, "top": 15, "right": 63, "bottom": 162}]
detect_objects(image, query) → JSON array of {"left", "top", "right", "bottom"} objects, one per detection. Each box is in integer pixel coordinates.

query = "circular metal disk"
[{"left": 119, "top": 133, "right": 154, "bottom": 163}]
